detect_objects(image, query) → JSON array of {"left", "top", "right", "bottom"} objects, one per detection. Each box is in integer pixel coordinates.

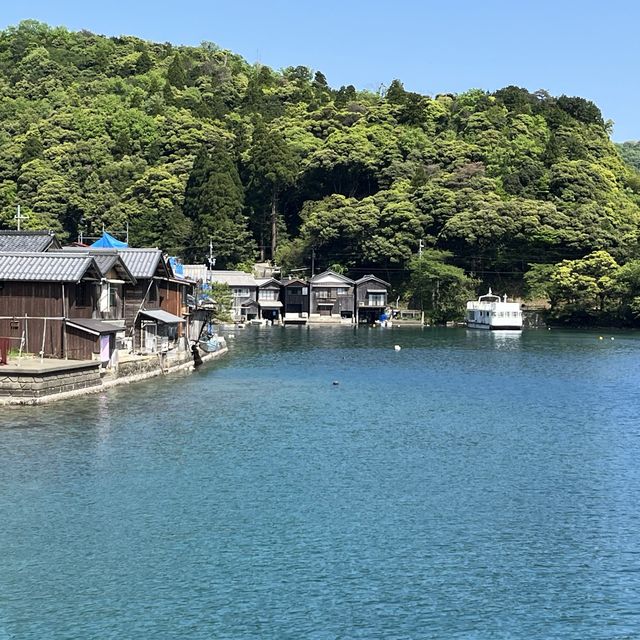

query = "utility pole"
[
  {"left": 14, "top": 205, "right": 28, "bottom": 231},
  {"left": 311, "top": 248, "right": 316, "bottom": 277},
  {"left": 418, "top": 238, "right": 424, "bottom": 257},
  {"left": 208, "top": 238, "right": 216, "bottom": 270}
]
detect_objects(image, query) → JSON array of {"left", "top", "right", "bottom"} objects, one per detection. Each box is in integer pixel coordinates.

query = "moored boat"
[
  {"left": 466, "top": 289, "right": 522, "bottom": 330},
  {"left": 198, "top": 334, "right": 225, "bottom": 352}
]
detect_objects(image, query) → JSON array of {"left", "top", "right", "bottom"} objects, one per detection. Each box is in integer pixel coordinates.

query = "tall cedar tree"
[
  {"left": 246, "top": 121, "right": 297, "bottom": 260},
  {"left": 184, "top": 145, "right": 255, "bottom": 268}
]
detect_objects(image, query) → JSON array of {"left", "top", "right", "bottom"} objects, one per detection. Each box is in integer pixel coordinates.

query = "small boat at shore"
[
  {"left": 466, "top": 289, "right": 523, "bottom": 330},
  {"left": 198, "top": 335, "right": 225, "bottom": 352}
]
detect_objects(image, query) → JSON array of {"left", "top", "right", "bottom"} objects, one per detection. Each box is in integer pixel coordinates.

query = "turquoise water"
[{"left": 1, "top": 327, "right": 640, "bottom": 639}]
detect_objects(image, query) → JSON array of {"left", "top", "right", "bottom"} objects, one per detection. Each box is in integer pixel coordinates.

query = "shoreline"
[{"left": 0, "top": 347, "right": 228, "bottom": 407}]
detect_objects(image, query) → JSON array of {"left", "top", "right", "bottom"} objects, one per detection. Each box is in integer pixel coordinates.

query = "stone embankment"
[{"left": 0, "top": 345, "right": 228, "bottom": 406}]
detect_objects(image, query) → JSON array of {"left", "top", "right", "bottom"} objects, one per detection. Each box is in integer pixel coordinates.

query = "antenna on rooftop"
[{"left": 14, "top": 204, "right": 28, "bottom": 231}]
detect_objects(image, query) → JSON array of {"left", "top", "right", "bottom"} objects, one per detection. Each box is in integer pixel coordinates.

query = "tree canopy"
[{"left": 1, "top": 22, "right": 640, "bottom": 321}]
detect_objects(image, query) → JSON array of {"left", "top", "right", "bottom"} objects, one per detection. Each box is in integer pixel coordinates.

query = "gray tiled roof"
[
  {"left": 60, "top": 248, "right": 136, "bottom": 283},
  {"left": 0, "top": 252, "right": 101, "bottom": 282},
  {"left": 208, "top": 270, "right": 257, "bottom": 287},
  {"left": 117, "top": 249, "right": 164, "bottom": 279},
  {"left": 0, "top": 231, "right": 60, "bottom": 252},
  {"left": 63, "top": 247, "right": 163, "bottom": 279}
]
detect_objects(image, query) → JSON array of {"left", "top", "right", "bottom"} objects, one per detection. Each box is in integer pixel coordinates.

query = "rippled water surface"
[{"left": 1, "top": 327, "right": 640, "bottom": 639}]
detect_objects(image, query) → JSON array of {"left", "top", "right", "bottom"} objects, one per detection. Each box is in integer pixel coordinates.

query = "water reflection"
[{"left": 1, "top": 327, "right": 640, "bottom": 638}]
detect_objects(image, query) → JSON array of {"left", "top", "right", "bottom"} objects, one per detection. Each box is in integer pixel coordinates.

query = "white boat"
[{"left": 466, "top": 289, "right": 522, "bottom": 330}]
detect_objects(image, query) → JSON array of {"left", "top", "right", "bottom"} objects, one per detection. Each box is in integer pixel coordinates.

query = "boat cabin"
[{"left": 466, "top": 289, "right": 523, "bottom": 330}]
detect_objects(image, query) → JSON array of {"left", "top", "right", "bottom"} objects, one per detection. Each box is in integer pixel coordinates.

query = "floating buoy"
[
  {"left": 611, "top": 337, "right": 615, "bottom": 341},
  {"left": 394, "top": 345, "right": 401, "bottom": 351},
  {"left": 332, "top": 380, "right": 340, "bottom": 386},
  {"left": 599, "top": 336, "right": 603, "bottom": 340}
]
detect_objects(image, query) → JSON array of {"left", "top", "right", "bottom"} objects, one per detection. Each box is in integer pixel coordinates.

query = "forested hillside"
[
  {"left": 617, "top": 141, "right": 640, "bottom": 172},
  {"left": 2, "top": 20, "right": 640, "bottom": 320}
]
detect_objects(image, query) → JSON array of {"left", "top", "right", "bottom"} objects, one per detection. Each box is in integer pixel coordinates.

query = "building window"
[
  {"left": 108, "top": 284, "right": 117, "bottom": 309},
  {"left": 368, "top": 294, "right": 385, "bottom": 306},
  {"left": 233, "top": 287, "right": 250, "bottom": 297},
  {"left": 288, "top": 287, "right": 302, "bottom": 296},
  {"left": 259, "top": 289, "right": 278, "bottom": 301},
  {"left": 316, "top": 290, "right": 332, "bottom": 299},
  {"left": 336, "top": 287, "right": 349, "bottom": 295},
  {"left": 75, "top": 282, "right": 91, "bottom": 307},
  {"left": 149, "top": 282, "right": 158, "bottom": 303}
]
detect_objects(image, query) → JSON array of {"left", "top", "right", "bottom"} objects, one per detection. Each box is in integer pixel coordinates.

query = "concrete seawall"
[{"left": 0, "top": 347, "right": 228, "bottom": 406}]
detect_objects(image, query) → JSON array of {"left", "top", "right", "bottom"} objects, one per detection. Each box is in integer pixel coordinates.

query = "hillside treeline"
[{"left": 2, "top": 21, "right": 640, "bottom": 323}]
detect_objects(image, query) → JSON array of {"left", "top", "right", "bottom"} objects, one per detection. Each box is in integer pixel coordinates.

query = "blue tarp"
[
  {"left": 90, "top": 232, "right": 128, "bottom": 248},
  {"left": 168, "top": 257, "right": 184, "bottom": 277}
]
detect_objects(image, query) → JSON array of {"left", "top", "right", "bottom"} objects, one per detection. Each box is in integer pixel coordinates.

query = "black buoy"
[{"left": 332, "top": 380, "right": 340, "bottom": 386}]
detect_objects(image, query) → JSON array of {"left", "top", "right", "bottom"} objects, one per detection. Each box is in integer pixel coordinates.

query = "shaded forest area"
[{"left": 2, "top": 21, "right": 640, "bottom": 323}]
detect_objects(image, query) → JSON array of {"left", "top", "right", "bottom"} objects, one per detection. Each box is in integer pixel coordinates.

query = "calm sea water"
[{"left": 1, "top": 327, "right": 640, "bottom": 639}]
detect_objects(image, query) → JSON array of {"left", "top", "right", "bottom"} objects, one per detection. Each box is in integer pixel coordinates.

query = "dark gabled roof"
[
  {"left": 256, "top": 277, "right": 282, "bottom": 288},
  {"left": 66, "top": 318, "right": 123, "bottom": 335},
  {"left": 0, "top": 231, "right": 60, "bottom": 252},
  {"left": 61, "top": 248, "right": 136, "bottom": 283},
  {"left": 0, "top": 252, "right": 102, "bottom": 282},
  {"left": 281, "top": 278, "right": 308, "bottom": 287},
  {"left": 354, "top": 275, "right": 391, "bottom": 287}
]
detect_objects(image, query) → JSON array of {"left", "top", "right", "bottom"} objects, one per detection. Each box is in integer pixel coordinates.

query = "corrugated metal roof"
[
  {"left": 0, "top": 231, "right": 60, "bottom": 252},
  {"left": 0, "top": 252, "right": 100, "bottom": 282},
  {"left": 183, "top": 264, "right": 207, "bottom": 281},
  {"left": 66, "top": 319, "right": 123, "bottom": 335},
  {"left": 208, "top": 270, "right": 257, "bottom": 287},
  {"left": 139, "top": 309, "right": 185, "bottom": 324}
]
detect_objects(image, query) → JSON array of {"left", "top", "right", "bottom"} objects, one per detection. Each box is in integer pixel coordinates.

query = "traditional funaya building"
[
  {"left": 0, "top": 252, "right": 123, "bottom": 364},
  {"left": 354, "top": 275, "right": 391, "bottom": 324},
  {"left": 309, "top": 270, "right": 355, "bottom": 321}
]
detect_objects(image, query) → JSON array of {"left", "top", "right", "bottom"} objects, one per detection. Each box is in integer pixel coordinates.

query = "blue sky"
[{"left": 1, "top": 0, "right": 638, "bottom": 140}]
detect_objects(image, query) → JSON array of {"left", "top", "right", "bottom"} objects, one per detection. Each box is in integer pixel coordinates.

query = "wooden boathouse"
[{"left": 0, "top": 252, "right": 122, "bottom": 361}]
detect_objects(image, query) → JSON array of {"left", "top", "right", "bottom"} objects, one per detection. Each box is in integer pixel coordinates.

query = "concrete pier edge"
[{"left": 0, "top": 347, "right": 228, "bottom": 406}]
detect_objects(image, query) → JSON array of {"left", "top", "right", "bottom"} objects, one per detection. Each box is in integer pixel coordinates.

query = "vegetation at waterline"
[{"left": 1, "top": 21, "right": 640, "bottom": 323}]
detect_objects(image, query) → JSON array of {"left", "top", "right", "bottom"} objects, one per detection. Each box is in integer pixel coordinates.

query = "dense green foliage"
[
  {"left": 408, "top": 250, "right": 477, "bottom": 323},
  {"left": 525, "top": 250, "right": 640, "bottom": 326},
  {"left": 617, "top": 141, "right": 640, "bottom": 172},
  {"left": 1, "top": 21, "right": 640, "bottom": 321}
]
